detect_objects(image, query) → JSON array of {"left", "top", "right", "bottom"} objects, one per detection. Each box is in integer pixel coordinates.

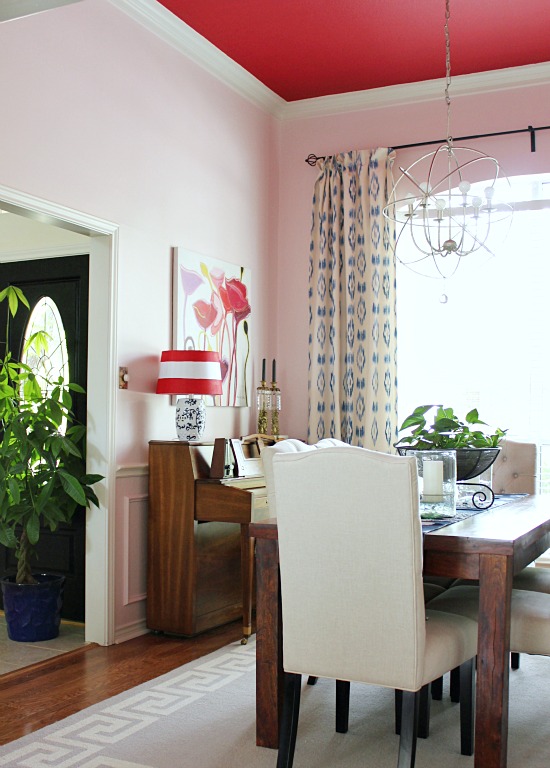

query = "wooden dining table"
[{"left": 250, "top": 494, "right": 550, "bottom": 768}]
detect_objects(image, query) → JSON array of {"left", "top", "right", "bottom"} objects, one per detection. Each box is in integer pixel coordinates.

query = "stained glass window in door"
[{"left": 21, "top": 296, "right": 70, "bottom": 431}]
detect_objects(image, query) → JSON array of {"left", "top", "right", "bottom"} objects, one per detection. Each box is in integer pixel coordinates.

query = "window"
[
  {"left": 396, "top": 173, "right": 550, "bottom": 488},
  {"left": 21, "top": 296, "right": 70, "bottom": 430}
]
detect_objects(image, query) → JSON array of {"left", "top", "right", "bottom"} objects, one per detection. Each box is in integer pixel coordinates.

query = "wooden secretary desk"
[{"left": 147, "top": 439, "right": 268, "bottom": 640}]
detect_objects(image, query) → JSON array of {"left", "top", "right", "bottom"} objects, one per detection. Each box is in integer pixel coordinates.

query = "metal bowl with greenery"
[{"left": 395, "top": 404, "right": 507, "bottom": 481}]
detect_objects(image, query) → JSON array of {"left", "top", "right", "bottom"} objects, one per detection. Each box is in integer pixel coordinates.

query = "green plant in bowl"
[
  {"left": 395, "top": 404, "right": 507, "bottom": 450},
  {"left": 395, "top": 404, "right": 508, "bottom": 482}
]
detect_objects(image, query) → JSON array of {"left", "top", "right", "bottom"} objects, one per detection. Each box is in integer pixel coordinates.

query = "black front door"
[{"left": 0, "top": 254, "right": 89, "bottom": 621}]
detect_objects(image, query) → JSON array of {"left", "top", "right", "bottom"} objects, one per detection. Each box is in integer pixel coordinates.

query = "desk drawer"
[{"left": 196, "top": 482, "right": 267, "bottom": 523}]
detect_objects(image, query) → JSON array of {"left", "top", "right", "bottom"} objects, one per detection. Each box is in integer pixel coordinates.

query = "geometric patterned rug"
[
  {"left": 0, "top": 639, "right": 256, "bottom": 768},
  {"left": 1, "top": 637, "right": 549, "bottom": 768}
]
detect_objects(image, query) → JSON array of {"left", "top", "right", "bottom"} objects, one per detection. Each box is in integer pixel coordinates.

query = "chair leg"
[
  {"left": 277, "top": 673, "right": 302, "bottom": 768},
  {"left": 336, "top": 680, "right": 350, "bottom": 733},
  {"left": 397, "top": 689, "right": 419, "bottom": 768},
  {"left": 511, "top": 652, "right": 520, "bottom": 670},
  {"left": 450, "top": 665, "right": 460, "bottom": 703},
  {"left": 396, "top": 686, "right": 429, "bottom": 739},
  {"left": 395, "top": 690, "right": 402, "bottom": 735},
  {"left": 417, "top": 684, "right": 430, "bottom": 739},
  {"left": 431, "top": 676, "right": 443, "bottom": 700},
  {"left": 459, "top": 658, "right": 475, "bottom": 756}
]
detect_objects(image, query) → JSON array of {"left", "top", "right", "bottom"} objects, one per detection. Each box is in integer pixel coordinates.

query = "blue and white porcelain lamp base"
[{"left": 175, "top": 396, "right": 206, "bottom": 441}]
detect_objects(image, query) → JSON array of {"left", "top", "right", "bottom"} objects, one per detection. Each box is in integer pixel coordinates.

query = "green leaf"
[
  {"left": 58, "top": 470, "right": 87, "bottom": 505},
  {"left": 22, "top": 329, "right": 51, "bottom": 357},
  {"left": 7, "top": 476, "right": 20, "bottom": 504},
  {"left": 11, "top": 285, "right": 30, "bottom": 309},
  {"left": 84, "top": 487, "right": 100, "bottom": 508},
  {"left": 4, "top": 285, "right": 23, "bottom": 316},
  {"left": 26, "top": 514, "right": 40, "bottom": 545},
  {"left": 432, "top": 417, "right": 460, "bottom": 432},
  {"left": 83, "top": 473, "right": 104, "bottom": 485},
  {"left": 0, "top": 525, "right": 18, "bottom": 549},
  {"left": 35, "top": 477, "right": 55, "bottom": 512}
]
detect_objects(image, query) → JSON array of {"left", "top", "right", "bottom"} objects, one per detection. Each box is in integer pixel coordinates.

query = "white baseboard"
[{"left": 114, "top": 619, "right": 150, "bottom": 644}]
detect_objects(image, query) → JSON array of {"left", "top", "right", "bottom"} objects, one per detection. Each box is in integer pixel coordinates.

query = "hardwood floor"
[{"left": 0, "top": 620, "right": 245, "bottom": 746}]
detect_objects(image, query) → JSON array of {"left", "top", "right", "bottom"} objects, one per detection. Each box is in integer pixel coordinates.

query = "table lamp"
[{"left": 156, "top": 350, "right": 223, "bottom": 441}]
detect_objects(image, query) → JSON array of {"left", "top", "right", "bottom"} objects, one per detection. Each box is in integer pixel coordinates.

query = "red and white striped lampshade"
[{"left": 156, "top": 350, "right": 223, "bottom": 396}]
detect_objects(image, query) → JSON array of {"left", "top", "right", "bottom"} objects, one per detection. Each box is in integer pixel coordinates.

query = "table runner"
[{"left": 421, "top": 493, "right": 527, "bottom": 532}]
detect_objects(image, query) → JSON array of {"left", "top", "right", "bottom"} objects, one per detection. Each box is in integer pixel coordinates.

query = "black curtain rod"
[{"left": 305, "top": 124, "right": 550, "bottom": 166}]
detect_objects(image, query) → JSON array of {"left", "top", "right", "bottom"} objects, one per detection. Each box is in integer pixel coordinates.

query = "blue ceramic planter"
[{"left": 1, "top": 573, "right": 65, "bottom": 642}]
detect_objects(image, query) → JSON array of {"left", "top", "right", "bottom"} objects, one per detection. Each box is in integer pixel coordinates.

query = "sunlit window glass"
[
  {"left": 21, "top": 296, "right": 70, "bottom": 431},
  {"left": 396, "top": 172, "right": 550, "bottom": 490}
]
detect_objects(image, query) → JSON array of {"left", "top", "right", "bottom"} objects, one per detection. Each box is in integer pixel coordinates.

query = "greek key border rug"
[{"left": 1, "top": 637, "right": 549, "bottom": 767}]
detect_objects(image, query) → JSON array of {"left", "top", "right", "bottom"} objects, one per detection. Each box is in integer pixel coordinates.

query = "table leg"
[
  {"left": 474, "top": 553, "right": 513, "bottom": 768},
  {"left": 240, "top": 525, "right": 254, "bottom": 644},
  {"left": 255, "top": 536, "right": 282, "bottom": 749}
]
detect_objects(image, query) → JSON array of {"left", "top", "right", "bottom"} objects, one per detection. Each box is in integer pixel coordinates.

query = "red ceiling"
[{"left": 156, "top": 0, "right": 550, "bottom": 101}]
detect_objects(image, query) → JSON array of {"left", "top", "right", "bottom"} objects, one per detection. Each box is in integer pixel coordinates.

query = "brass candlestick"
[
  {"left": 256, "top": 380, "right": 270, "bottom": 435},
  {"left": 270, "top": 380, "right": 281, "bottom": 439},
  {"left": 256, "top": 358, "right": 271, "bottom": 435}
]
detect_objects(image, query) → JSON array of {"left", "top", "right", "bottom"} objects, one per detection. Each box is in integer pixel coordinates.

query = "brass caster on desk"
[{"left": 241, "top": 636, "right": 248, "bottom": 645}]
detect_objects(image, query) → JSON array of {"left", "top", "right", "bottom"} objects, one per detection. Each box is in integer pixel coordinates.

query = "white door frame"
[{"left": 0, "top": 184, "right": 118, "bottom": 645}]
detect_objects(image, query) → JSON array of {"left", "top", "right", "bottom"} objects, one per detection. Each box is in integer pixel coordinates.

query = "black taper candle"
[
  {"left": 262, "top": 358, "right": 266, "bottom": 381},
  {"left": 272, "top": 358, "right": 276, "bottom": 382}
]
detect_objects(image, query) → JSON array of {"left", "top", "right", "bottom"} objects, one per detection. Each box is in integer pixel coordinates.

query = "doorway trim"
[{"left": 0, "top": 183, "right": 118, "bottom": 645}]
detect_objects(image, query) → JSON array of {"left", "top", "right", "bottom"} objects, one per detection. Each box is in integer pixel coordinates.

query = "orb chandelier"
[{"left": 383, "top": 0, "right": 513, "bottom": 280}]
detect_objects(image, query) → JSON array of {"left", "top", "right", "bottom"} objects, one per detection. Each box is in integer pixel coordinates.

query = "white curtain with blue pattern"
[{"left": 308, "top": 148, "right": 397, "bottom": 449}]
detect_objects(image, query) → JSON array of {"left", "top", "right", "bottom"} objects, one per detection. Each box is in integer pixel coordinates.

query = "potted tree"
[
  {"left": 0, "top": 285, "right": 102, "bottom": 642},
  {"left": 395, "top": 404, "right": 507, "bottom": 480}
]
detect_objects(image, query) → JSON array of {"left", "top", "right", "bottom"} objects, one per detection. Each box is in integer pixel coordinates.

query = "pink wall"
[
  {"left": 1, "top": 0, "right": 547, "bottom": 640},
  {"left": 276, "top": 83, "right": 550, "bottom": 439},
  {"left": 1, "top": 2, "right": 548, "bottom": 452},
  {"left": 0, "top": 0, "right": 279, "bottom": 464}
]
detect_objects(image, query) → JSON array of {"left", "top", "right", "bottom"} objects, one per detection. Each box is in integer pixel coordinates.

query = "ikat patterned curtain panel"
[{"left": 308, "top": 148, "right": 398, "bottom": 449}]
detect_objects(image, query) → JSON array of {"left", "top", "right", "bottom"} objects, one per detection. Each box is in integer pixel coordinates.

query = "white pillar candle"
[{"left": 423, "top": 459, "right": 444, "bottom": 502}]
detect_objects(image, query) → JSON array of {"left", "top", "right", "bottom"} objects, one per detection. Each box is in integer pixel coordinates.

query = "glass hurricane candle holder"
[
  {"left": 409, "top": 449, "right": 457, "bottom": 518},
  {"left": 256, "top": 380, "right": 271, "bottom": 435},
  {"left": 270, "top": 382, "right": 281, "bottom": 438}
]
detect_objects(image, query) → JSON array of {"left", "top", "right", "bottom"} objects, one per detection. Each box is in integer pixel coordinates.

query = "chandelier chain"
[{"left": 444, "top": 0, "right": 452, "bottom": 145}]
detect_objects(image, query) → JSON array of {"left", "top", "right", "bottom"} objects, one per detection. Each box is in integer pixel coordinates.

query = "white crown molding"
[
  {"left": 282, "top": 62, "right": 550, "bottom": 120},
  {"left": 107, "top": 0, "right": 286, "bottom": 116},
  {"left": 107, "top": 1, "right": 550, "bottom": 121}
]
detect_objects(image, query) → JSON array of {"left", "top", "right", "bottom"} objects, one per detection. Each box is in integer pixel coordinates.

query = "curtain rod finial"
[{"left": 306, "top": 153, "right": 324, "bottom": 166}]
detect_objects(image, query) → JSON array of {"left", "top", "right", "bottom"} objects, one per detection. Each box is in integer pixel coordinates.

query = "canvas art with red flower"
[{"left": 173, "top": 248, "right": 252, "bottom": 406}]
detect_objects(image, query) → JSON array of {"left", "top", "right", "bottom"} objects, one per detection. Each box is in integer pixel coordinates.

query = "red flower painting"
[{"left": 175, "top": 249, "right": 251, "bottom": 406}]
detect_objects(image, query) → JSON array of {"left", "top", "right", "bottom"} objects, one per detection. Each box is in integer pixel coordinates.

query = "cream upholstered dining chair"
[
  {"left": 491, "top": 438, "right": 537, "bottom": 495},
  {"left": 268, "top": 445, "right": 478, "bottom": 768},
  {"left": 260, "top": 437, "right": 349, "bottom": 517},
  {"left": 261, "top": 437, "right": 447, "bottom": 709},
  {"left": 497, "top": 439, "right": 547, "bottom": 593},
  {"left": 261, "top": 438, "right": 448, "bottom": 609},
  {"left": 459, "top": 439, "right": 546, "bottom": 669},
  {"left": 260, "top": 438, "right": 353, "bottom": 687},
  {"left": 427, "top": 583, "right": 550, "bottom": 685},
  {"left": 494, "top": 439, "right": 544, "bottom": 668}
]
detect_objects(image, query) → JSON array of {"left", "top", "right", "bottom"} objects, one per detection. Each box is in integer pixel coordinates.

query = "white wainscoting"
[{"left": 115, "top": 465, "right": 149, "bottom": 643}]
